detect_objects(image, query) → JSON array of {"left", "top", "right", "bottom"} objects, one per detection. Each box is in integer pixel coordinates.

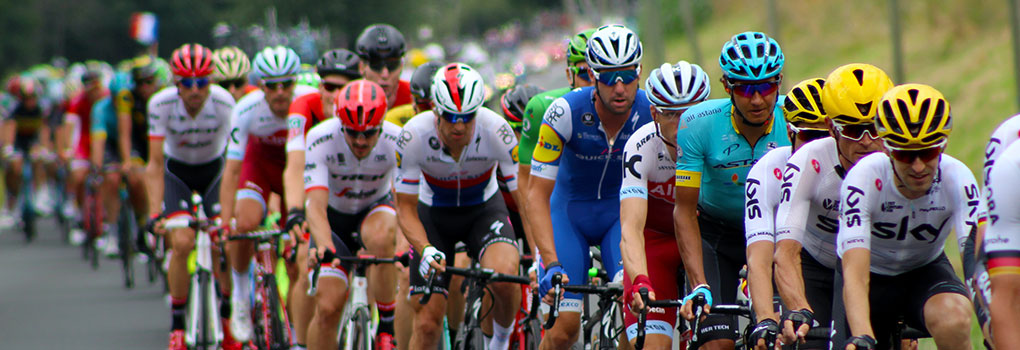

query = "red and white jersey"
[
  {"left": 147, "top": 85, "right": 235, "bottom": 165},
  {"left": 774, "top": 137, "right": 845, "bottom": 269},
  {"left": 743, "top": 145, "right": 792, "bottom": 247},
  {"left": 619, "top": 122, "right": 677, "bottom": 236},
  {"left": 303, "top": 118, "right": 401, "bottom": 214},
  {"left": 226, "top": 85, "right": 316, "bottom": 165},
  {"left": 837, "top": 153, "right": 986, "bottom": 275},
  {"left": 285, "top": 92, "right": 328, "bottom": 153},
  {"left": 394, "top": 108, "right": 520, "bottom": 207}
]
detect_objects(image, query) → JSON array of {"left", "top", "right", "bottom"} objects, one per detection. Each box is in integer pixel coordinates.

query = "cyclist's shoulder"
[
  {"left": 757, "top": 145, "right": 793, "bottom": 168},
  {"left": 208, "top": 85, "right": 235, "bottom": 109},
  {"left": 306, "top": 117, "right": 339, "bottom": 143},
  {"left": 381, "top": 120, "right": 402, "bottom": 140},
  {"left": 559, "top": 86, "right": 594, "bottom": 105},
  {"left": 938, "top": 154, "right": 975, "bottom": 183},
  {"left": 234, "top": 90, "right": 267, "bottom": 116},
  {"left": 680, "top": 98, "right": 732, "bottom": 126},
  {"left": 624, "top": 122, "right": 660, "bottom": 151},
  {"left": 845, "top": 152, "right": 889, "bottom": 183},
  {"left": 401, "top": 111, "right": 437, "bottom": 137},
  {"left": 789, "top": 137, "right": 836, "bottom": 164},
  {"left": 989, "top": 113, "right": 1020, "bottom": 143},
  {"left": 289, "top": 92, "right": 321, "bottom": 115},
  {"left": 148, "top": 87, "right": 180, "bottom": 108}
]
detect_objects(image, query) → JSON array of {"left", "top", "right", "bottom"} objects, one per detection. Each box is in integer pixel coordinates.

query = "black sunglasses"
[
  {"left": 264, "top": 80, "right": 295, "bottom": 91},
  {"left": 344, "top": 127, "right": 382, "bottom": 138},
  {"left": 322, "top": 81, "right": 346, "bottom": 92},
  {"left": 218, "top": 79, "right": 246, "bottom": 89},
  {"left": 368, "top": 59, "right": 401, "bottom": 72}
]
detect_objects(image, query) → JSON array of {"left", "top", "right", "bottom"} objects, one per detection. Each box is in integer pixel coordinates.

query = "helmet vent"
[
  {"left": 907, "top": 88, "right": 920, "bottom": 104},
  {"left": 855, "top": 101, "right": 872, "bottom": 117},
  {"left": 917, "top": 99, "right": 931, "bottom": 123},
  {"left": 852, "top": 69, "right": 865, "bottom": 85},
  {"left": 793, "top": 88, "right": 813, "bottom": 112}
]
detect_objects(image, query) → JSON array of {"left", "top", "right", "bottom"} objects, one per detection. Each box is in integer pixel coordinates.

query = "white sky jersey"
[
  {"left": 775, "top": 138, "right": 845, "bottom": 268},
  {"left": 984, "top": 141, "right": 1020, "bottom": 259},
  {"left": 147, "top": 85, "right": 235, "bottom": 165},
  {"left": 303, "top": 118, "right": 400, "bottom": 214},
  {"left": 394, "top": 108, "right": 519, "bottom": 207},
  {"left": 620, "top": 123, "right": 678, "bottom": 235},
  {"left": 744, "top": 146, "right": 792, "bottom": 247},
  {"left": 983, "top": 114, "right": 1020, "bottom": 187},
  {"left": 226, "top": 85, "right": 316, "bottom": 162},
  {"left": 837, "top": 153, "right": 986, "bottom": 275}
]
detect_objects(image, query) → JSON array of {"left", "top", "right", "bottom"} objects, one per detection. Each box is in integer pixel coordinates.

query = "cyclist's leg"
[
  {"left": 539, "top": 196, "right": 588, "bottom": 350},
  {"left": 358, "top": 200, "right": 399, "bottom": 338},
  {"left": 163, "top": 165, "right": 198, "bottom": 332},
  {"left": 471, "top": 196, "right": 521, "bottom": 350},
  {"left": 5, "top": 154, "right": 24, "bottom": 209},
  {"left": 69, "top": 159, "right": 89, "bottom": 213},
  {"left": 124, "top": 154, "right": 148, "bottom": 220},
  {"left": 307, "top": 231, "right": 353, "bottom": 350},
  {"left": 394, "top": 234, "right": 413, "bottom": 350},
  {"left": 693, "top": 217, "right": 740, "bottom": 350},
  {"left": 100, "top": 150, "right": 123, "bottom": 231},
  {"left": 225, "top": 182, "right": 268, "bottom": 342},
  {"left": 911, "top": 254, "right": 972, "bottom": 350},
  {"left": 623, "top": 229, "right": 683, "bottom": 350},
  {"left": 291, "top": 239, "right": 313, "bottom": 348},
  {"left": 407, "top": 203, "right": 458, "bottom": 350},
  {"left": 799, "top": 251, "right": 835, "bottom": 350}
]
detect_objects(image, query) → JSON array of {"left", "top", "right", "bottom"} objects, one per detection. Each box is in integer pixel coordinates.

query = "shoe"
[
  {"left": 221, "top": 318, "right": 243, "bottom": 350},
  {"left": 61, "top": 201, "right": 77, "bottom": 220},
  {"left": 103, "top": 235, "right": 121, "bottom": 258},
  {"left": 375, "top": 332, "right": 396, "bottom": 350},
  {"left": 70, "top": 229, "right": 87, "bottom": 246},
  {"left": 229, "top": 297, "right": 254, "bottom": 342},
  {"left": 0, "top": 210, "right": 13, "bottom": 229},
  {"left": 167, "top": 329, "right": 186, "bottom": 350}
]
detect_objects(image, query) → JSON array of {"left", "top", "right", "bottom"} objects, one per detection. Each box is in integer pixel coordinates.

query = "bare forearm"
[
  {"left": 842, "top": 249, "right": 873, "bottom": 338},
  {"left": 145, "top": 160, "right": 164, "bottom": 216},
  {"left": 620, "top": 198, "right": 649, "bottom": 281},
  {"left": 509, "top": 190, "right": 538, "bottom": 256},
  {"left": 527, "top": 183, "right": 557, "bottom": 263},
  {"left": 283, "top": 151, "right": 305, "bottom": 210},
  {"left": 117, "top": 114, "right": 132, "bottom": 162},
  {"left": 89, "top": 137, "right": 104, "bottom": 168},
  {"left": 673, "top": 206, "right": 706, "bottom": 286},
  {"left": 219, "top": 160, "right": 242, "bottom": 227},
  {"left": 747, "top": 242, "right": 777, "bottom": 320},
  {"left": 306, "top": 192, "right": 331, "bottom": 249},
  {"left": 774, "top": 241, "right": 811, "bottom": 311},
  {"left": 396, "top": 194, "right": 430, "bottom": 252}
]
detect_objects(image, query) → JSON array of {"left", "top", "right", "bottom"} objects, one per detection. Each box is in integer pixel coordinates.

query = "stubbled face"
[{"left": 435, "top": 112, "right": 475, "bottom": 150}]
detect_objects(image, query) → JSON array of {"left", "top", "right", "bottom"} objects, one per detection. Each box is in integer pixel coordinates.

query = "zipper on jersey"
[{"left": 596, "top": 120, "right": 625, "bottom": 200}]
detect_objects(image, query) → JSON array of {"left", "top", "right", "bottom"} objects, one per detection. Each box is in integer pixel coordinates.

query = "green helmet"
[
  {"left": 296, "top": 71, "right": 320, "bottom": 88},
  {"left": 566, "top": 28, "right": 596, "bottom": 64}
]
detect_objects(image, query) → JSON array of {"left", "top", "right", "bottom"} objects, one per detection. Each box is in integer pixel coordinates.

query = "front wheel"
[
  {"left": 264, "top": 277, "right": 291, "bottom": 349},
  {"left": 352, "top": 308, "right": 371, "bottom": 350},
  {"left": 118, "top": 206, "right": 135, "bottom": 288}
]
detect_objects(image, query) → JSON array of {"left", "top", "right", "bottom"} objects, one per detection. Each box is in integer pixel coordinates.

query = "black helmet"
[
  {"left": 501, "top": 84, "right": 545, "bottom": 123},
  {"left": 409, "top": 61, "right": 444, "bottom": 100},
  {"left": 355, "top": 24, "right": 406, "bottom": 61},
  {"left": 317, "top": 49, "right": 361, "bottom": 79}
]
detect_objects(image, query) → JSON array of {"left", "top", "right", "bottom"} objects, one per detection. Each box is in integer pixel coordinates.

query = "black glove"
[
  {"left": 144, "top": 213, "right": 164, "bottom": 234},
  {"left": 784, "top": 308, "right": 815, "bottom": 333},
  {"left": 846, "top": 335, "right": 877, "bottom": 350},
  {"left": 749, "top": 319, "right": 779, "bottom": 349},
  {"left": 285, "top": 208, "right": 305, "bottom": 233}
]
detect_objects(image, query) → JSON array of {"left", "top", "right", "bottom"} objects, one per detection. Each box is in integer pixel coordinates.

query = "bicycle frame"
[
  {"left": 229, "top": 229, "right": 293, "bottom": 350},
  {"left": 164, "top": 194, "right": 223, "bottom": 350}
]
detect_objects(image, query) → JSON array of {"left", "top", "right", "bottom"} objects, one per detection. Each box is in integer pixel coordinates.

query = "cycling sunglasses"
[
  {"left": 343, "top": 127, "right": 382, "bottom": 139},
  {"left": 886, "top": 140, "right": 946, "bottom": 164},
  {"left": 178, "top": 77, "right": 210, "bottom": 89},
  {"left": 834, "top": 122, "right": 878, "bottom": 141},
  {"left": 727, "top": 80, "right": 781, "bottom": 98},
  {"left": 368, "top": 59, "right": 401, "bottom": 72},
  {"left": 569, "top": 66, "right": 591, "bottom": 82},
  {"left": 788, "top": 123, "right": 830, "bottom": 143},
  {"left": 136, "top": 77, "right": 157, "bottom": 86},
  {"left": 321, "top": 81, "right": 346, "bottom": 92},
  {"left": 592, "top": 68, "right": 640, "bottom": 86},
  {"left": 653, "top": 106, "right": 689, "bottom": 120},
  {"left": 218, "top": 79, "right": 246, "bottom": 90},
  {"left": 263, "top": 78, "right": 295, "bottom": 91},
  {"left": 439, "top": 110, "right": 476, "bottom": 123}
]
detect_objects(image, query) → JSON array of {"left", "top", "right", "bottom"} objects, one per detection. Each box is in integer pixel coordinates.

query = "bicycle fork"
[{"left": 186, "top": 232, "right": 223, "bottom": 348}]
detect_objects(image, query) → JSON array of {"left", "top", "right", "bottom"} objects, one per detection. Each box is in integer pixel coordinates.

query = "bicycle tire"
[
  {"left": 265, "top": 277, "right": 291, "bottom": 350},
  {"left": 523, "top": 316, "right": 542, "bottom": 350},
  {"left": 352, "top": 308, "right": 371, "bottom": 350},
  {"left": 198, "top": 271, "right": 212, "bottom": 350},
  {"left": 118, "top": 205, "right": 135, "bottom": 288},
  {"left": 253, "top": 280, "right": 270, "bottom": 350}
]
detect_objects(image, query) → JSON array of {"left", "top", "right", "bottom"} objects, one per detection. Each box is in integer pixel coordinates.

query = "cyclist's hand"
[
  {"left": 679, "top": 284, "right": 712, "bottom": 321},
  {"left": 749, "top": 318, "right": 780, "bottom": 350},
  {"left": 119, "top": 161, "right": 133, "bottom": 175},
  {"left": 145, "top": 213, "right": 166, "bottom": 235},
  {"left": 420, "top": 246, "right": 446, "bottom": 277},
  {"left": 316, "top": 244, "right": 340, "bottom": 268},
  {"left": 285, "top": 208, "right": 306, "bottom": 240},
  {"left": 781, "top": 309, "right": 815, "bottom": 344},
  {"left": 527, "top": 261, "right": 539, "bottom": 290},
  {"left": 538, "top": 263, "right": 567, "bottom": 304},
  {"left": 625, "top": 275, "right": 654, "bottom": 316},
  {"left": 845, "top": 335, "right": 877, "bottom": 350}
]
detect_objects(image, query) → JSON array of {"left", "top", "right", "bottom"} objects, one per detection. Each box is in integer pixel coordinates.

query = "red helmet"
[
  {"left": 170, "top": 43, "right": 214, "bottom": 78},
  {"left": 5, "top": 75, "right": 20, "bottom": 96},
  {"left": 335, "top": 80, "right": 388, "bottom": 132}
]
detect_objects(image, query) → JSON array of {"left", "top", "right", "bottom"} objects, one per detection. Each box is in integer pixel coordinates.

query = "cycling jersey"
[
  {"left": 984, "top": 141, "right": 1020, "bottom": 277},
  {"left": 743, "top": 146, "right": 792, "bottom": 246},
  {"left": 518, "top": 87, "right": 571, "bottom": 166},
  {"left": 983, "top": 113, "right": 1020, "bottom": 185},
  {"left": 113, "top": 89, "right": 150, "bottom": 161},
  {"left": 390, "top": 80, "right": 412, "bottom": 108},
  {"left": 7, "top": 100, "right": 53, "bottom": 138},
  {"left": 620, "top": 122, "right": 677, "bottom": 236},
  {"left": 0, "top": 92, "right": 15, "bottom": 118},
  {"left": 285, "top": 92, "right": 327, "bottom": 153},
  {"left": 303, "top": 118, "right": 400, "bottom": 214},
  {"left": 531, "top": 87, "right": 652, "bottom": 200},
  {"left": 837, "top": 153, "right": 986, "bottom": 275},
  {"left": 383, "top": 104, "right": 416, "bottom": 127},
  {"left": 394, "top": 108, "right": 519, "bottom": 207},
  {"left": 90, "top": 96, "right": 117, "bottom": 147},
  {"left": 674, "top": 98, "right": 789, "bottom": 224},
  {"left": 147, "top": 85, "right": 235, "bottom": 165},
  {"left": 226, "top": 85, "right": 316, "bottom": 166},
  {"left": 67, "top": 91, "right": 105, "bottom": 160},
  {"left": 775, "top": 137, "right": 844, "bottom": 269}
]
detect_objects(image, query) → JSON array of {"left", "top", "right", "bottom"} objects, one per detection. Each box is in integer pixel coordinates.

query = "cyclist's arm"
[
  {"left": 396, "top": 192, "right": 429, "bottom": 252},
  {"left": 527, "top": 105, "right": 570, "bottom": 264},
  {"left": 744, "top": 157, "right": 781, "bottom": 322},
  {"left": 773, "top": 157, "right": 816, "bottom": 312},
  {"left": 306, "top": 188, "right": 332, "bottom": 252},
  {"left": 219, "top": 159, "right": 243, "bottom": 230},
  {"left": 304, "top": 126, "right": 333, "bottom": 249},
  {"left": 674, "top": 121, "right": 708, "bottom": 288},
  {"left": 89, "top": 101, "right": 108, "bottom": 168},
  {"left": 837, "top": 174, "right": 877, "bottom": 342},
  {"left": 89, "top": 131, "right": 104, "bottom": 169},
  {"left": 393, "top": 128, "right": 430, "bottom": 253},
  {"left": 620, "top": 197, "right": 649, "bottom": 281},
  {"left": 1, "top": 119, "right": 12, "bottom": 148},
  {"left": 515, "top": 96, "right": 545, "bottom": 195},
  {"left": 841, "top": 248, "right": 873, "bottom": 341},
  {"left": 528, "top": 176, "right": 557, "bottom": 263},
  {"left": 284, "top": 113, "right": 308, "bottom": 212},
  {"left": 115, "top": 92, "right": 133, "bottom": 164},
  {"left": 145, "top": 100, "right": 167, "bottom": 217}
]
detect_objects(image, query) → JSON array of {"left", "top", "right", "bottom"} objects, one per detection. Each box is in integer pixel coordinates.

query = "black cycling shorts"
[
  {"left": 308, "top": 195, "right": 395, "bottom": 274},
  {"left": 797, "top": 250, "right": 836, "bottom": 350},
  {"left": 162, "top": 157, "right": 223, "bottom": 220},
  {"left": 830, "top": 253, "right": 969, "bottom": 349},
  {"left": 691, "top": 213, "right": 745, "bottom": 345},
  {"left": 408, "top": 195, "right": 517, "bottom": 297}
]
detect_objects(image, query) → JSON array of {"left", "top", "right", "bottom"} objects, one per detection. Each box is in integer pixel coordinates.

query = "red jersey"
[{"left": 67, "top": 91, "right": 105, "bottom": 159}]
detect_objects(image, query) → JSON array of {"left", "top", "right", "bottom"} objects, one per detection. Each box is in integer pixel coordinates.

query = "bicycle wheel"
[
  {"left": 352, "top": 308, "right": 371, "bottom": 350},
  {"left": 252, "top": 280, "right": 270, "bottom": 350},
  {"left": 265, "top": 277, "right": 291, "bottom": 349},
  {"left": 118, "top": 204, "right": 135, "bottom": 288},
  {"left": 197, "top": 271, "right": 212, "bottom": 350},
  {"left": 523, "top": 316, "right": 542, "bottom": 350}
]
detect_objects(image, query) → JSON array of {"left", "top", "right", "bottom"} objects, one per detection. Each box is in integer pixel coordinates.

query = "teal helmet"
[{"left": 718, "top": 31, "right": 784, "bottom": 81}]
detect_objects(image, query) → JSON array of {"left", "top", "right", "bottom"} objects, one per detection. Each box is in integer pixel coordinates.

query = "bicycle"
[
  {"left": 227, "top": 229, "right": 293, "bottom": 350},
  {"left": 53, "top": 162, "right": 73, "bottom": 243},
  {"left": 544, "top": 268, "right": 627, "bottom": 350},
  {"left": 308, "top": 250, "right": 403, "bottom": 350},
  {"left": 81, "top": 171, "right": 103, "bottom": 270},
  {"left": 163, "top": 193, "right": 225, "bottom": 350},
  {"left": 115, "top": 182, "right": 137, "bottom": 288},
  {"left": 511, "top": 255, "right": 542, "bottom": 350},
  {"left": 419, "top": 261, "right": 532, "bottom": 350}
]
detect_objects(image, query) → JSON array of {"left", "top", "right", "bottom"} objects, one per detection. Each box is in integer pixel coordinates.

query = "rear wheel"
[
  {"left": 118, "top": 205, "right": 135, "bottom": 288},
  {"left": 197, "top": 271, "right": 212, "bottom": 350},
  {"left": 264, "top": 277, "right": 291, "bottom": 349},
  {"left": 252, "top": 279, "right": 270, "bottom": 350}
]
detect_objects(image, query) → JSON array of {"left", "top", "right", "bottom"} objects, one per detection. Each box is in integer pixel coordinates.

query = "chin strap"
[{"left": 654, "top": 122, "right": 677, "bottom": 150}]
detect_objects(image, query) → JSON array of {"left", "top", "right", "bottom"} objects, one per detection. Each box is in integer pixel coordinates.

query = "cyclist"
[
  {"left": 834, "top": 84, "right": 981, "bottom": 350},
  {"left": 304, "top": 79, "right": 400, "bottom": 350},
  {"left": 65, "top": 69, "right": 109, "bottom": 244},
  {"left": 985, "top": 138, "right": 1020, "bottom": 349},
  {"left": 356, "top": 24, "right": 412, "bottom": 109},
  {"left": 397, "top": 63, "right": 526, "bottom": 350},
  {"left": 772, "top": 64, "right": 893, "bottom": 349},
  {"left": 219, "top": 45, "right": 314, "bottom": 343},
  {"left": 384, "top": 61, "right": 443, "bottom": 127},
  {"left": 620, "top": 61, "right": 711, "bottom": 350},
  {"left": 530, "top": 24, "right": 651, "bottom": 349},
  {"left": 144, "top": 43, "right": 236, "bottom": 350},
  {"left": 212, "top": 46, "right": 255, "bottom": 101},
  {"left": 283, "top": 48, "right": 362, "bottom": 350},
  {"left": 1, "top": 75, "right": 56, "bottom": 235},
  {"left": 672, "top": 31, "right": 788, "bottom": 349},
  {"left": 499, "top": 83, "right": 544, "bottom": 254},
  {"left": 517, "top": 28, "right": 595, "bottom": 191}
]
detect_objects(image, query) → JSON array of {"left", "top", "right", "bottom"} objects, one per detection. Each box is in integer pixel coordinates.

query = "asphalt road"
[{"left": 0, "top": 218, "right": 169, "bottom": 349}]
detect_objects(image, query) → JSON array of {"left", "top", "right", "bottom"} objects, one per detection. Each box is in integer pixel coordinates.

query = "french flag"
[{"left": 130, "top": 12, "right": 158, "bottom": 45}]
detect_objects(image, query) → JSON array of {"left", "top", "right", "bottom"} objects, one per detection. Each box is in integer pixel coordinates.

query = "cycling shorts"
[
  {"left": 308, "top": 195, "right": 395, "bottom": 283},
  {"left": 796, "top": 249, "right": 836, "bottom": 350},
  {"left": 7, "top": 135, "right": 37, "bottom": 160},
  {"left": 508, "top": 208, "right": 529, "bottom": 255},
  {"left": 693, "top": 212, "right": 746, "bottom": 344},
  {"left": 830, "top": 253, "right": 969, "bottom": 349},
  {"left": 162, "top": 157, "right": 223, "bottom": 220},
  {"left": 551, "top": 195, "right": 624, "bottom": 310},
  {"left": 236, "top": 144, "right": 285, "bottom": 217},
  {"left": 623, "top": 229, "right": 684, "bottom": 341},
  {"left": 408, "top": 195, "right": 517, "bottom": 297}
]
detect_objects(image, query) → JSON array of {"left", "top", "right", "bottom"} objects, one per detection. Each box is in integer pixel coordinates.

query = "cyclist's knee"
[
  {"left": 480, "top": 243, "right": 519, "bottom": 274},
  {"left": 314, "top": 280, "right": 348, "bottom": 321},
  {"left": 924, "top": 293, "right": 973, "bottom": 337},
  {"left": 413, "top": 306, "right": 445, "bottom": 339},
  {"left": 170, "top": 229, "right": 196, "bottom": 252},
  {"left": 361, "top": 214, "right": 396, "bottom": 253},
  {"left": 543, "top": 314, "right": 581, "bottom": 346}
]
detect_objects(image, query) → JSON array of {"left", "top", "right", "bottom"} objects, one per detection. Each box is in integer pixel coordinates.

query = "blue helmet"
[
  {"left": 109, "top": 71, "right": 134, "bottom": 93},
  {"left": 718, "top": 31, "right": 784, "bottom": 81}
]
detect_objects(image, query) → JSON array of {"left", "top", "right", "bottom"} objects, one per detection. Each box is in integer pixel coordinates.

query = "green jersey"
[{"left": 518, "top": 87, "right": 571, "bottom": 165}]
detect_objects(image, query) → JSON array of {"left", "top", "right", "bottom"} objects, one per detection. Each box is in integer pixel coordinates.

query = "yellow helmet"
[
  {"left": 782, "top": 78, "right": 827, "bottom": 124},
  {"left": 821, "top": 63, "right": 894, "bottom": 125},
  {"left": 875, "top": 84, "right": 952, "bottom": 147}
]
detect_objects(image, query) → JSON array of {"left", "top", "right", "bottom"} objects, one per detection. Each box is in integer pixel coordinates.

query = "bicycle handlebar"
[
  {"left": 226, "top": 229, "right": 289, "bottom": 242},
  {"left": 543, "top": 273, "right": 562, "bottom": 330}
]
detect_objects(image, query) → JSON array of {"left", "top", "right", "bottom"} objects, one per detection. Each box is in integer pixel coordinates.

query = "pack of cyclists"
[{"left": 2, "top": 21, "right": 1018, "bottom": 350}]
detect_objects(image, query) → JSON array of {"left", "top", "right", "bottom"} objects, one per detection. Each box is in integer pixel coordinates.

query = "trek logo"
[
  {"left": 326, "top": 153, "right": 346, "bottom": 164},
  {"left": 337, "top": 174, "right": 385, "bottom": 181},
  {"left": 843, "top": 185, "right": 865, "bottom": 228},
  {"left": 745, "top": 178, "right": 763, "bottom": 220},
  {"left": 334, "top": 188, "right": 380, "bottom": 199},
  {"left": 872, "top": 216, "right": 950, "bottom": 243},
  {"left": 309, "top": 133, "right": 333, "bottom": 148},
  {"left": 779, "top": 164, "right": 800, "bottom": 203},
  {"left": 624, "top": 153, "right": 642, "bottom": 179}
]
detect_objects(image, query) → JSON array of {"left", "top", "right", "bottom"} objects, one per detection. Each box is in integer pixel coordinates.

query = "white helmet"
[
  {"left": 586, "top": 24, "right": 643, "bottom": 70},
  {"left": 431, "top": 63, "right": 486, "bottom": 116},
  {"left": 252, "top": 45, "right": 301, "bottom": 80},
  {"left": 645, "top": 61, "right": 711, "bottom": 107}
]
